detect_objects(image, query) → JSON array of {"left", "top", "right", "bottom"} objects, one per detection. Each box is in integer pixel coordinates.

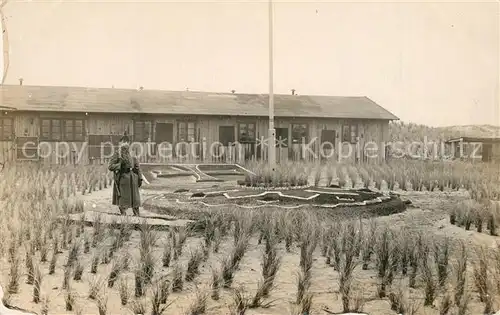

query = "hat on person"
[{"left": 119, "top": 135, "right": 130, "bottom": 143}]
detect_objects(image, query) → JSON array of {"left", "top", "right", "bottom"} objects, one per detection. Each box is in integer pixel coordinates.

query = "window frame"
[
  {"left": 275, "top": 127, "right": 289, "bottom": 147},
  {"left": 0, "top": 117, "right": 14, "bottom": 140},
  {"left": 342, "top": 123, "right": 358, "bottom": 144},
  {"left": 40, "top": 118, "right": 85, "bottom": 142},
  {"left": 237, "top": 122, "right": 256, "bottom": 143},
  {"left": 177, "top": 121, "right": 197, "bottom": 143},
  {"left": 291, "top": 123, "right": 308, "bottom": 144},
  {"left": 133, "top": 120, "right": 153, "bottom": 142},
  {"left": 63, "top": 119, "right": 85, "bottom": 141}
]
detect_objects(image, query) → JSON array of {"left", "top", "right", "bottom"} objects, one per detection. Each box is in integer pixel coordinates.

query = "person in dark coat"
[{"left": 108, "top": 135, "right": 142, "bottom": 215}]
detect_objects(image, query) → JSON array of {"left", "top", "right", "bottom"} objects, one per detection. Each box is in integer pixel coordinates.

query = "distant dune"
[
  {"left": 389, "top": 122, "right": 500, "bottom": 142},
  {"left": 437, "top": 124, "right": 500, "bottom": 138}
]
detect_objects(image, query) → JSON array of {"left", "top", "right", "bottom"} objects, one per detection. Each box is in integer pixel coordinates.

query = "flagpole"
[{"left": 268, "top": 0, "right": 276, "bottom": 169}]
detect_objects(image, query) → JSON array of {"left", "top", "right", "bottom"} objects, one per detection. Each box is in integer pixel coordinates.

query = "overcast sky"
[{"left": 1, "top": 0, "right": 498, "bottom": 127}]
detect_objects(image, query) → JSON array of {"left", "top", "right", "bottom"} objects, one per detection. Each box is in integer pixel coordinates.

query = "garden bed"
[
  {"left": 142, "top": 186, "right": 407, "bottom": 224},
  {"left": 197, "top": 164, "right": 240, "bottom": 172},
  {"left": 156, "top": 172, "right": 194, "bottom": 178},
  {"left": 237, "top": 179, "right": 309, "bottom": 187}
]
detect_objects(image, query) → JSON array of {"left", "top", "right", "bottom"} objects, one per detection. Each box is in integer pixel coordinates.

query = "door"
[
  {"left": 482, "top": 143, "right": 492, "bottom": 162},
  {"left": 218, "top": 126, "right": 235, "bottom": 161},
  {"left": 219, "top": 126, "right": 235, "bottom": 146},
  {"left": 155, "top": 123, "right": 173, "bottom": 144},
  {"left": 155, "top": 123, "right": 173, "bottom": 158},
  {"left": 320, "top": 129, "right": 336, "bottom": 159},
  {"left": 176, "top": 121, "right": 196, "bottom": 158}
]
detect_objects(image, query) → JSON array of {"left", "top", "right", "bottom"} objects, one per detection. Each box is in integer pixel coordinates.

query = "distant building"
[
  {"left": 0, "top": 84, "right": 399, "bottom": 165},
  {"left": 445, "top": 136, "right": 500, "bottom": 162}
]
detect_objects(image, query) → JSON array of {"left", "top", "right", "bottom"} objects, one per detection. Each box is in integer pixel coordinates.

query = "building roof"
[{"left": 0, "top": 85, "right": 399, "bottom": 120}]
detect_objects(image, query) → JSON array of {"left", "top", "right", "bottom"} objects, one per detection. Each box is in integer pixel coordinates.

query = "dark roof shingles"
[{"left": 0, "top": 85, "right": 398, "bottom": 120}]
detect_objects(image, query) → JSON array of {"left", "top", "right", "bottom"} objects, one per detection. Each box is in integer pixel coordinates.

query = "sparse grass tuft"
[
  {"left": 119, "top": 278, "right": 129, "bottom": 306},
  {"left": 295, "top": 269, "right": 311, "bottom": 305},
  {"left": 171, "top": 263, "right": 184, "bottom": 292},
  {"left": 421, "top": 254, "right": 438, "bottom": 307},
  {"left": 162, "top": 237, "right": 172, "bottom": 267},
  {"left": 96, "top": 291, "right": 109, "bottom": 315},
  {"left": 65, "top": 288, "right": 75, "bottom": 311},
  {"left": 73, "top": 261, "right": 84, "bottom": 281},
  {"left": 375, "top": 226, "right": 397, "bottom": 298},
  {"left": 32, "top": 262, "right": 43, "bottom": 303},
  {"left": 454, "top": 241, "right": 468, "bottom": 307},
  {"left": 433, "top": 237, "right": 451, "bottom": 288},
  {"left": 186, "top": 289, "right": 208, "bottom": 315},
  {"left": 129, "top": 297, "right": 147, "bottom": 315},
  {"left": 211, "top": 267, "right": 222, "bottom": 300},
  {"left": 473, "top": 245, "right": 495, "bottom": 314},
  {"left": 185, "top": 246, "right": 204, "bottom": 282},
  {"left": 228, "top": 285, "right": 251, "bottom": 315},
  {"left": 150, "top": 278, "right": 173, "bottom": 315},
  {"left": 88, "top": 275, "right": 105, "bottom": 300}
]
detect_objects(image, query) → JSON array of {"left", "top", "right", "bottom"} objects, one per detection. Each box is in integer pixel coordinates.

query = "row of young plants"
[
  {"left": 243, "top": 160, "right": 499, "bottom": 196},
  {"left": 0, "top": 164, "right": 113, "bottom": 264},
  {"left": 243, "top": 160, "right": 500, "bottom": 225},
  {"left": 0, "top": 163, "right": 113, "bottom": 201},
  {"left": 449, "top": 199, "right": 500, "bottom": 236},
  {"left": 2, "top": 197, "right": 500, "bottom": 314},
  {"left": 1, "top": 162, "right": 500, "bottom": 314},
  {"left": 0, "top": 163, "right": 114, "bottom": 314}
]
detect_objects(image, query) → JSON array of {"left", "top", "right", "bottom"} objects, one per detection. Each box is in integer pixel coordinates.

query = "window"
[
  {"left": 342, "top": 124, "right": 358, "bottom": 143},
  {"left": 291, "top": 124, "right": 307, "bottom": 143},
  {"left": 134, "top": 121, "right": 152, "bottom": 142},
  {"left": 41, "top": 119, "right": 61, "bottom": 141},
  {"left": 64, "top": 119, "right": 84, "bottom": 141},
  {"left": 275, "top": 127, "right": 288, "bottom": 147},
  {"left": 41, "top": 119, "right": 84, "bottom": 141},
  {"left": 0, "top": 117, "right": 14, "bottom": 140},
  {"left": 238, "top": 123, "right": 256, "bottom": 143},
  {"left": 177, "top": 121, "right": 196, "bottom": 142}
]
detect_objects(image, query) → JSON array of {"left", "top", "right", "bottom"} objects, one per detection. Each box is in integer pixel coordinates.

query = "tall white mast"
[{"left": 268, "top": 0, "right": 276, "bottom": 169}]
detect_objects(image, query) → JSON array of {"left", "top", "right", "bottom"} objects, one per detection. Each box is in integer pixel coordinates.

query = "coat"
[{"left": 108, "top": 151, "right": 142, "bottom": 208}]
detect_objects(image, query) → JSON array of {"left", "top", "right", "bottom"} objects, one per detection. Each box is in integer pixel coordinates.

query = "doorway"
[
  {"left": 482, "top": 143, "right": 492, "bottom": 162},
  {"left": 155, "top": 123, "right": 174, "bottom": 157},
  {"left": 320, "top": 129, "right": 336, "bottom": 160}
]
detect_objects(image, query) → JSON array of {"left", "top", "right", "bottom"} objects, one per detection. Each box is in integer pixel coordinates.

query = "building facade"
[
  {"left": 445, "top": 137, "right": 500, "bottom": 162},
  {"left": 0, "top": 85, "right": 399, "bottom": 165}
]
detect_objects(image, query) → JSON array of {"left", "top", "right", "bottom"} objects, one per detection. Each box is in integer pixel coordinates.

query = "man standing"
[{"left": 108, "top": 135, "right": 142, "bottom": 215}]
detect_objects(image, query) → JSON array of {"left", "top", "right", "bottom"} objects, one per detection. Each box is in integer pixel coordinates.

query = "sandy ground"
[{"left": 2, "top": 178, "right": 499, "bottom": 315}]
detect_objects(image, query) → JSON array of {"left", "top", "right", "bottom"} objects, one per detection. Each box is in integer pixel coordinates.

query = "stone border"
[
  {"left": 144, "top": 186, "right": 395, "bottom": 211},
  {"left": 143, "top": 194, "right": 407, "bottom": 224},
  {"left": 175, "top": 195, "right": 391, "bottom": 209},
  {"left": 57, "top": 212, "right": 193, "bottom": 231}
]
